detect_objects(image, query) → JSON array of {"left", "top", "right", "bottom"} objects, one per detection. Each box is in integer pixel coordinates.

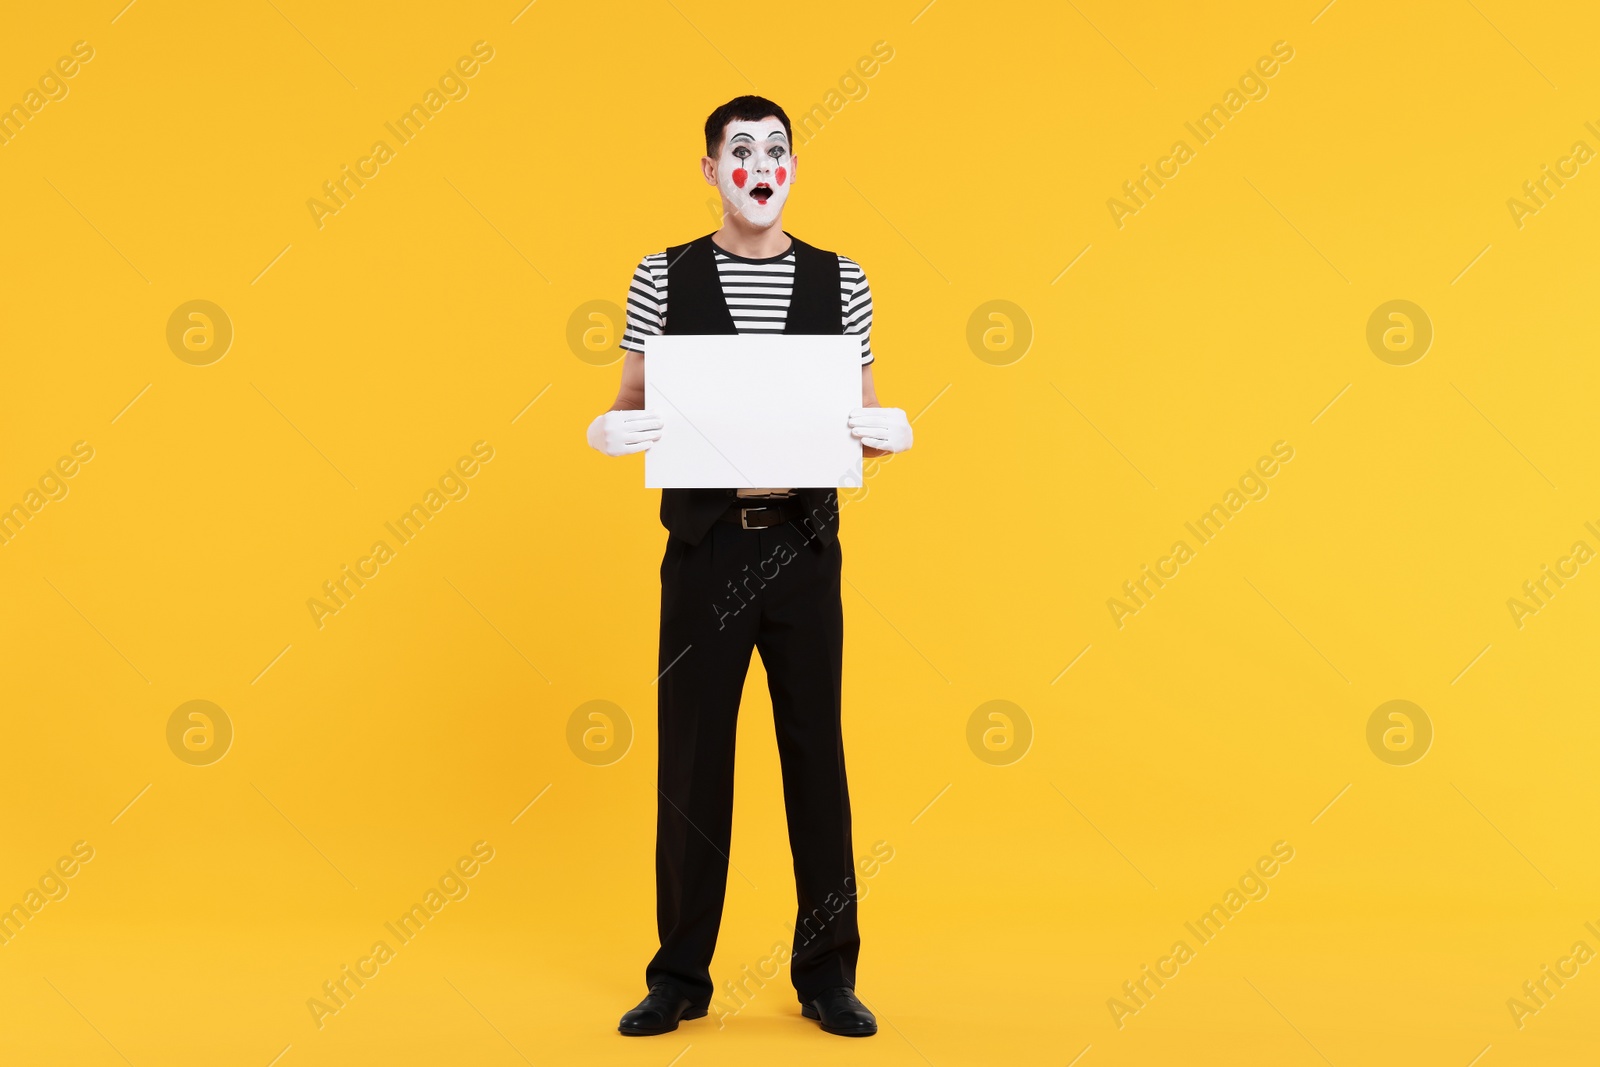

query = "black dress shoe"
[
  {"left": 800, "top": 986, "right": 878, "bottom": 1037},
  {"left": 618, "top": 985, "right": 707, "bottom": 1036}
]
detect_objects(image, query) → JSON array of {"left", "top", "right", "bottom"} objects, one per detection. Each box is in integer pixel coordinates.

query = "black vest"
[{"left": 658, "top": 231, "right": 844, "bottom": 547}]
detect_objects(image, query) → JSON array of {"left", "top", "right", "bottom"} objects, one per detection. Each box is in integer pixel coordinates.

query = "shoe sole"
[
  {"left": 800, "top": 1003, "right": 878, "bottom": 1037},
  {"left": 618, "top": 1006, "right": 707, "bottom": 1037}
]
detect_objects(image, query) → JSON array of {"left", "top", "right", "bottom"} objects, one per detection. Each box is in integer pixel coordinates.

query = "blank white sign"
[{"left": 643, "top": 334, "right": 862, "bottom": 489}]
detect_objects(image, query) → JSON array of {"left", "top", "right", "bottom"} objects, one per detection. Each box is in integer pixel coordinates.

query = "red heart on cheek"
[
  {"left": 732, "top": 168, "right": 748, "bottom": 188},
  {"left": 776, "top": 167, "right": 787, "bottom": 186}
]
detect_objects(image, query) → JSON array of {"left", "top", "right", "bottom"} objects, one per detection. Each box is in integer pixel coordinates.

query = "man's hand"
[
  {"left": 848, "top": 407, "right": 913, "bottom": 453},
  {"left": 587, "top": 409, "right": 663, "bottom": 456}
]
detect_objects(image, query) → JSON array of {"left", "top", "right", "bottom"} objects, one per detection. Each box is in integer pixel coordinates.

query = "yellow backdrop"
[{"left": 3, "top": 1, "right": 1598, "bottom": 1064}]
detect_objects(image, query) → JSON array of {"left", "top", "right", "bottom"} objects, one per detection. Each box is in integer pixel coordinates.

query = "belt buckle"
[{"left": 739, "top": 506, "right": 766, "bottom": 529}]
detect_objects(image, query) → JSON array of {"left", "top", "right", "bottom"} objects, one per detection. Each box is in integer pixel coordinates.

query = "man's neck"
[{"left": 711, "top": 215, "right": 792, "bottom": 259}]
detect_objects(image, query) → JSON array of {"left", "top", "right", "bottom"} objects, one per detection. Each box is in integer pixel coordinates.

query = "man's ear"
[
  {"left": 701, "top": 156, "right": 718, "bottom": 186},
  {"left": 788, "top": 154, "right": 797, "bottom": 185}
]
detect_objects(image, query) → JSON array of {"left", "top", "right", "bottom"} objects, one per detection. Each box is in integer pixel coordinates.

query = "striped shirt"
[{"left": 620, "top": 246, "right": 874, "bottom": 363}]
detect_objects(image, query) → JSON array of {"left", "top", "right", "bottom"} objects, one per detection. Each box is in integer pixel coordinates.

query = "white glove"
[
  {"left": 587, "top": 409, "right": 663, "bottom": 456},
  {"left": 848, "top": 407, "right": 913, "bottom": 453}
]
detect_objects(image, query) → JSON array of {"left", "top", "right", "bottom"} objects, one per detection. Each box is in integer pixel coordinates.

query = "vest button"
[{"left": 725, "top": 489, "right": 735, "bottom": 495}]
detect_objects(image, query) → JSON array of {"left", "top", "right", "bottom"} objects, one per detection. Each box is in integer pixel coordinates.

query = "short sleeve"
[
  {"left": 839, "top": 255, "right": 873, "bottom": 365},
  {"left": 620, "top": 252, "right": 668, "bottom": 353}
]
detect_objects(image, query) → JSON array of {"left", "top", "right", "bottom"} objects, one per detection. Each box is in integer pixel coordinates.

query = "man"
[{"left": 585, "top": 95, "right": 914, "bottom": 1038}]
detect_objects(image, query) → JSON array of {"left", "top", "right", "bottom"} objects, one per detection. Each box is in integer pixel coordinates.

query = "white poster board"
[{"left": 643, "top": 335, "right": 862, "bottom": 489}]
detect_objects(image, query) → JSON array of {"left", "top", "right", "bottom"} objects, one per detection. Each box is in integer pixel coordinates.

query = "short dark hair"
[{"left": 704, "top": 95, "right": 792, "bottom": 156}]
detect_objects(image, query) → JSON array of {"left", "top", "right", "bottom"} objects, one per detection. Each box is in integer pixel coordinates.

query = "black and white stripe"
[{"left": 621, "top": 247, "right": 873, "bottom": 363}]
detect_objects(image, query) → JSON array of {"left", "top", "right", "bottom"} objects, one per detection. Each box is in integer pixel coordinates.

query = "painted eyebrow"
[{"left": 728, "top": 132, "right": 755, "bottom": 143}]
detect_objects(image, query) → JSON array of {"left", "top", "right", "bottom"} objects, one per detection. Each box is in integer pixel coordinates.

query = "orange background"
[{"left": 2, "top": 1, "right": 1599, "bottom": 1064}]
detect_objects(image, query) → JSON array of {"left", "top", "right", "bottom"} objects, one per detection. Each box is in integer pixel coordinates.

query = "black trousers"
[{"left": 646, "top": 515, "right": 859, "bottom": 1005}]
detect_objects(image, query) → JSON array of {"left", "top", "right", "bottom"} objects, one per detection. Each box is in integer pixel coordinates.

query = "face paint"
[{"left": 715, "top": 118, "right": 791, "bottom": 228}]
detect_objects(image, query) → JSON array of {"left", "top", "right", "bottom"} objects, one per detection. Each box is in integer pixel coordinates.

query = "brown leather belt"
[{"left": 718, "top": 496, "right": 803, "bottom": 529}]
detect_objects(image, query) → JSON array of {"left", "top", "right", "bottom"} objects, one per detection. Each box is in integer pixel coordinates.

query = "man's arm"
[
  {"left": 861, "top": 364, "right": 888, "bottom": 459},
  {"left": 587, "top": 254, "right": 664, "bottom": 456},
  {"left": 851, "top": 362, "right": 912, "bottom": 456},
  {"left": 844, "top": 258, "right": 911, "bottom": 458},
  {"left": 610, "top": 348, "right": 647, "bottom": 411},
  {"left": 587, "top": 345, "right": 661, "bottom": 455}
]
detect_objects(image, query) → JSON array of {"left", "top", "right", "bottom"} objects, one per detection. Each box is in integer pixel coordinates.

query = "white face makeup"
[{"left": 714, "top": 118, "right": 792, "bottom": 228}]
